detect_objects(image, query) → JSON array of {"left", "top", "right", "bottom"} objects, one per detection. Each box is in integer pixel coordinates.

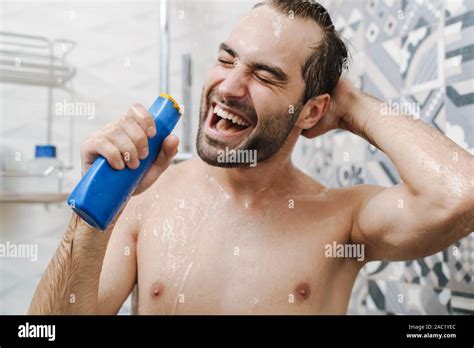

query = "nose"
[{"left": 217, "top": 67, "right": 247, "bottom": 100}]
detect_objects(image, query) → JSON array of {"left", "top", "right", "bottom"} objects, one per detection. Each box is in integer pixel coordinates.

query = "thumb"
[
  {"left": 133, "top": 135, "right": 179, "bottom": 196},
  {"left": 153, "top": 134, "right": 179, "bottom": 171}
]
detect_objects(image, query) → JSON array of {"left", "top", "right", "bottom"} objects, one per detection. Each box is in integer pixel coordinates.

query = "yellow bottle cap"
[{"left": 159, "top": 93, "right": 182, "bottom": 114}]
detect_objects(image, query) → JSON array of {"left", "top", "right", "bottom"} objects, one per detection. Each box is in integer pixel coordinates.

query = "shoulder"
[
  {"left": 289, "top": 171, "right": 386, "bottom": 224},
  {"left": 332, "top": 184, "right": 386, "bottom": 208}
]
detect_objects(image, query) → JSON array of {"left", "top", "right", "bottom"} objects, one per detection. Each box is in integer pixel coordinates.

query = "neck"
[{"left": 204, "top": 127, "right": 301, "bottom": 202}]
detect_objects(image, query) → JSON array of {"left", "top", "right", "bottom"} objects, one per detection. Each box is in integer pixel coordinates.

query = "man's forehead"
[{"left": 225, "top": 5, "right": 322, "bottom": 68}]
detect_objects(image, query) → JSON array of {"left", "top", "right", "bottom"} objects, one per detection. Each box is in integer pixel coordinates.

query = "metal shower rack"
[{"left": 0, "top": 31, "right": 77, "bottom": 203}]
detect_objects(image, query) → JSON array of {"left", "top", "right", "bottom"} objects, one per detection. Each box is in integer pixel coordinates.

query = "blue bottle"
[{"left": 68, "top": 94, "right": 181, "bottom": 230}]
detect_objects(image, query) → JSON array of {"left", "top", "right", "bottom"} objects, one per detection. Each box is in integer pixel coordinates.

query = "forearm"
[
  {"left": 28, "top": 214, "right": 112, "bottom": 314},
  {"left": 342, "top": 90, "right": 474, "bottom": 204}
]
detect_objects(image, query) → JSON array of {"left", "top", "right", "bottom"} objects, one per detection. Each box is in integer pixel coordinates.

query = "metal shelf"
[
  {"left": 0, "top": 32, "right": 76, "bottom": 88},
  {"left": 0, "top": 192, "right": 68, "bottom": 203},
  {"left": 0, "top": 32, "right": 77, "bottom": 203}
]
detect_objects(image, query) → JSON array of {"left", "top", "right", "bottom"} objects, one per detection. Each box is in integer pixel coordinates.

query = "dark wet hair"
[{"left": 254, "top": 0, "right": 348, "bottom": 104}]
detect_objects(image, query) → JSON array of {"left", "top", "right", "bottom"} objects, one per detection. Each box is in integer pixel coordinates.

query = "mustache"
[{"left": 207, "top": 90, "right": 257, "bottom": 124}]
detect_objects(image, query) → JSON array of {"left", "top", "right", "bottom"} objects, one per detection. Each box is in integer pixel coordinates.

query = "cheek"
[
  {"left": 248, "top": 83, "right": 272, "bottom": 113},
  {"left": 248, "top": 83, "right": 289, "bottom": 119},
  {"left": 205, "top": 66, "right": 228, "bottom": 89}
]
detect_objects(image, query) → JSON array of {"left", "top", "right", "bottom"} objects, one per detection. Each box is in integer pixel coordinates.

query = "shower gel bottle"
[{"left": 67, "top": 94, "right": 181, "bottom": 230}]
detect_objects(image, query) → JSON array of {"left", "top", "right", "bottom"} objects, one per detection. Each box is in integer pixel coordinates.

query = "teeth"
[{"left": 213, "top": 104, "right": 250, "bottom": 127}]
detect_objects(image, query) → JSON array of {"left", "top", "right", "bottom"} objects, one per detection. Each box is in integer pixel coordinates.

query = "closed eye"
[
  {"left": 252, "top": 63, "right": 288, "bottom": 87},
  {"left": 254, "top": 73, "right": 273, "bottom": 84},
  {"left": 218, "top": 58, "right": 233, "bottom": 66}
]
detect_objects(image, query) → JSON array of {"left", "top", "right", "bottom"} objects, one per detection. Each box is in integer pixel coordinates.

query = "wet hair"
[{"left": 253, "top": 0, "right": 348, "bottom": 104}]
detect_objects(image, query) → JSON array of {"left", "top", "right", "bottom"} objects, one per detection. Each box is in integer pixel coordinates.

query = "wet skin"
[
  {"left": 99, "top": 158, "right": 365, "bottom": 315},
  {"left": 28, "top": 3, "right": 473, "bottom": 316},
  {"left": 97, "top": 6, "right": 364, "bottom": 314}
]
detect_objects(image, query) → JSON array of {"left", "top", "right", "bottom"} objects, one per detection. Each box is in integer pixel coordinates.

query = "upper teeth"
[{"left": 213, "top": 105, "right": 250, "bottom": 127}]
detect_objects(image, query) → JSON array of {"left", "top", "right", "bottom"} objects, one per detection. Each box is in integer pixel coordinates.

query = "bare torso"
[{"left": 131, "top": 159, "right": 364, "bottom": 314}]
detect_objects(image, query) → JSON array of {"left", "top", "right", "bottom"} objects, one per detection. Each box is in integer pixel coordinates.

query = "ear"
[{"left": 295, "top": 93, "right": 330, "bottom": 131}]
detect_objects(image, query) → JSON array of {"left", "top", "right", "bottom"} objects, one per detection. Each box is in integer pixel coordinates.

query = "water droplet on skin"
[
  {"left": 207, "top": 175, "right": 231, "bottom": 200},
  {"left": 272, "top": 15, "right": 283, "bottom": 41}
]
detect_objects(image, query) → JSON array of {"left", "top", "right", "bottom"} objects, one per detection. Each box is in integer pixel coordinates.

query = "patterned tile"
[
  {"left": 347, "top": 272, "right": 369, "bottom": 314},
  {"left": 367, "top": 279, "right": 452, "bottom": 314},
  {"left": 362, "top": 37, "right": 402, "bottom": 100},
  {"left": 444, "top": 78, "right": 474, "bottom": 153},
  {"left": 450, "top": 290, "right": 474, "bottom": 314},
  {"left": 400, "top": 0, "right": 443, "bottom": 36},
  {"left": 365, "top": 261, "right": 406, "bottom": 281},
  {"left": 404, "top": 250, "right": 450, "bottom": 288},
  {"left": 401, "top": 23, "right": 443, "bottom": 94},
  {"left": 444, "top": 10, "right": 474, "bottom": 84},
  {"left": 367, "top": 279, "right": 387, "bottom": 311},
  {"left": 326, "top": 0, "right": 366, "bottom": 53},
  {"left": 445, "top": 0, "right": 474, "bottom": 19},
  {"left": 446, "top": 234, "right": 474, "bottom": 292},
  {"left": 298, "top": 136, "right": 337, "bottom": 187},
  {"left": 364, "top": 156, "right": 401, "bottom": 186},
  {"left": 331, "top": 132, "right": 368, "bottom": 186},
  {"left": 363, "top": 0, "right": 402, "bottom": 46}
]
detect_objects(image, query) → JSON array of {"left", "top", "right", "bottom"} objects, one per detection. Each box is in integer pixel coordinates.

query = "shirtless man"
[{"left": 29, "top": 0, "right": 473, "bottom": 315}]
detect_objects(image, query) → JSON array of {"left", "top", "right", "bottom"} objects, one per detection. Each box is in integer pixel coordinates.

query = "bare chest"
[{"left": 133, "top": 197, "right": 357, "bottom": 314}]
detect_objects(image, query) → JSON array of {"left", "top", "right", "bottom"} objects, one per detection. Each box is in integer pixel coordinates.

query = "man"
[{"left": 29, "top": 0, "right": 473, "bottom": 314}]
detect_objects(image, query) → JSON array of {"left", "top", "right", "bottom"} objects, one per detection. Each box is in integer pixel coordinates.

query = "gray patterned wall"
[{"left": 295, "top": 0, "right": 473, "bottom": 315}]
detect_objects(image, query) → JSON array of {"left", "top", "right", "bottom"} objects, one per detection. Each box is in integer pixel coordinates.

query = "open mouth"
[{"left": 205, "top": 102, "right": 254, "bottom": 140}]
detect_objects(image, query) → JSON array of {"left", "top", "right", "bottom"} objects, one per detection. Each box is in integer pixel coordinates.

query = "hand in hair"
[{"left": 302, "top": 78, "right": 357, "bottom": 139}]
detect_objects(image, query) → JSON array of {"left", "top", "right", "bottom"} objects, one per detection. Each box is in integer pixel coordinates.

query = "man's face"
[{"left": 196, "top": 5, "right": 322, "bottom": 167}]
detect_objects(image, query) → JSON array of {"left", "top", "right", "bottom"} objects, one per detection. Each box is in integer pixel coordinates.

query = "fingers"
[
  {"left": 153, "top": 135, "right": 179, "bottom": 174},
  {"left": 81, "top": 137, "right": 125, "bottom": 170},
  {"left": 129, "top": 104, "right": 156, "bottom": 138},
  {"left": 104, "top": 125, "right": 140, "bottom": 169},
  {"left": 119, "top": 117, "right": 149, "bottom": 160},
  {"left": 133, "top": 135, "right": 179, "bottom": 196},
  {"left": 81, "top": 103, "right": 165, "bottom": 174}
]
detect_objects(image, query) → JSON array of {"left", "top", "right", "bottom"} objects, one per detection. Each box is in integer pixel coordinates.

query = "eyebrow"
[
  {"left": 250, "top": 62, "right": 288, "bottom": 82},
  {"left": 218, "top": 42, "right": 289, "bottom": 83},
  {"left": 219, "top": 42, "right": 239, "bottom": 58}
]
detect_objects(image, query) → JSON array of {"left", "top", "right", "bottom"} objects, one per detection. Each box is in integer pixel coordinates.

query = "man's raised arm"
[{"left": 304, "top": 79, "right": 474, "bottom": 261}]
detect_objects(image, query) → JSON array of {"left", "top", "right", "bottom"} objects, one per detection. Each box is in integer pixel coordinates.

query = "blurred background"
[{"left": 0, "top": 0, "right": 472, "bottom": 314}]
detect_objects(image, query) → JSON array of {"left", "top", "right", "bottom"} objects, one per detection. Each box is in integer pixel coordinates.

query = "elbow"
[{"left": 436, "top": 191, "right": 474, "bottom": 240}]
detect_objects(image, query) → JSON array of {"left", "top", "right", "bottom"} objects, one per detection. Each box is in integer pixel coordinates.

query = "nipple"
[
  {"left": 295, "top": 282, "right": 311, "bottom": 301},
  {"left": 150, "top": 281, "right": 165, "bottom": 298}
]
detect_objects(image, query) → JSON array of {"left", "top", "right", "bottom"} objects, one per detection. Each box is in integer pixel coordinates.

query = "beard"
[{"left": 196, "top": 87, "right": 303, "bottom": 168}]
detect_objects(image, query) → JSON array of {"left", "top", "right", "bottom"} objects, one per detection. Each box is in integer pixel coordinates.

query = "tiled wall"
[
  {"left": 0, "top": 0, "right": 472, "bottom": 315},
  {"left": 300, "top": 0, "right": 473, "bottom": 315}
]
